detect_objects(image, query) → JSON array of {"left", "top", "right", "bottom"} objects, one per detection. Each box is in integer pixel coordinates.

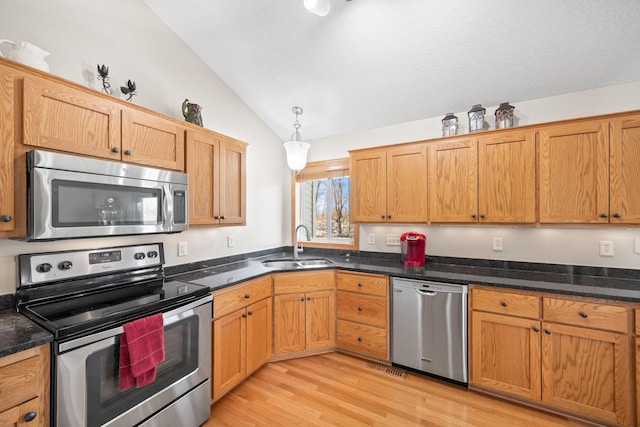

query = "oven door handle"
[{"left": 58, "top": 295, "right": 212, "bottom": 353}]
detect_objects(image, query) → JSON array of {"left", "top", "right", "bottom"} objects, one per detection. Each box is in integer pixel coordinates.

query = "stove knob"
[
  {"left": 36, "top": 263, "right": 52, "bottom": 273},
  {"left": 134, "top": 252, "right": 146, "bottom": 260},
  {"left": 58, "top": 261, "right": 73, "bottom": 270},
  {"left": 147, "top": 251, "right": 158, "bottom": 258}
]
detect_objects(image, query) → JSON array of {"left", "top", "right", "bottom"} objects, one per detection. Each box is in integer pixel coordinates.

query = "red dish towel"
[{"left": 119, "top": 313, "right": 165, "bottom": 391}]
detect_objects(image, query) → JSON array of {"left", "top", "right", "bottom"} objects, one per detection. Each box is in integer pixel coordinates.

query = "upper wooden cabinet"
[
  {"left": 609, "top": 114, "right": 640, "bottom": 224},
  {"left": 539, "top": 120, "right": 609, "bottom": 223},
  {"left": 429, "top": 131, "right": 536, "bottom": 224},
  {"left": 351, "top": 143, "right": 428, "bottom": 223},
  {"left": 186, "top": 128, "right": 246, "bottom": 225},
  {"left": 0, "top": 66, "right": 16, "bottom": 232},
  {"left": 22, "top": 73, "right": 185, "bottom": 171},
  {"left": 428, "top": 137, "right": 477, "bottom": 223}
]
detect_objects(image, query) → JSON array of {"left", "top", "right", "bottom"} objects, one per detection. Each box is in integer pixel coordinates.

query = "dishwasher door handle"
[{"left": 416, "top": 289, "right": 438, "bottom": 296}]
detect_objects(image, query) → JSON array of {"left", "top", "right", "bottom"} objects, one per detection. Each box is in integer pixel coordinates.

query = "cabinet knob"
[
  {"left": 0, "top": 215, "right": 11, "bottom": 222},
  {"left": 124, "top": 149, "right": 132, "bottom": 156},
  {"left": 357, "top": 306, "right": 363, "bottom": 312},
  {"left": 242, "top": 313, "right": 247, "bottom": 318},
  {"left": 214, "top": 215, "right": 220, "bottom": 219},
  {"left": 300, "top": 297, "right": 305, "bottom": 302},
  {"left": 387, "top": 215, "right": 391, "bottom": 219},
  {"left": 357, "top": 337, "right": 363, "bottom": 342},
  {"left": 599, "top": 213, "right": 608, "bottom": 218},
  {"left": 381, "top": 215, "right": 385, "bottom": 220},
  {"left": 357, "top": 283, "right": 363, "bottom": 287},
  {"left": 500, "top": 301, "right": 507, "bottom": 307},
  {"left": 533, "top": 326, "right": 540, "bottom": 332},
  {"left": 307, "top": 296, "right": 311, "bottom": 300},
  {"left": 24, "top": 412, "right": 37, "bottom": 422},
  {"left": 613, "top": 213, "right": 621, "bottom": 218},
  {"left": 248, "top": 311, "right": 253, "bottom": 316},
  {"left": 220, "top": 215, "right": 226, "bottom": 220},
  {"left": 112, "top": 147, "right": 120, "bottom": 153},
  {"left": 244, "top": 294, "right": 250, "bottom": 299},
  {"left": 544, "top": 329, "right": 551, "bottom": 335},
  {"left": 579, "top": 312, "right": 588, "bottom": 318},
  {"left": 480, "top": 214, "right": 485, "bottom": 219},
  {"left": 471, "top": 214, "right": 477, "bottom": 219}
]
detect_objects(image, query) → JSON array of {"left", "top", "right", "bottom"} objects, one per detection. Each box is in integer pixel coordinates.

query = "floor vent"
[{"left": 365, "top": 362, "right": 406, "bottom": 379}]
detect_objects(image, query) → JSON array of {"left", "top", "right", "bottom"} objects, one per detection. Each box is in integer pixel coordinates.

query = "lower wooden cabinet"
[
  {"left": 212, "top": 277, "right": 272, "bottom": 401},
  {"left": 273, "top": 271, "right": 336, "bottom": 356},
  {"left": 470, "top": 286, "right": 635, "bottom": 426},
  {"left": 273, "top": 290, "right": 335, "bottom": 354},
  {"left": 0, "top": 344, "right": 50, "bottom": 427},
  {"left": 336, "top": 271, "right": 389, "bottom": 362}
]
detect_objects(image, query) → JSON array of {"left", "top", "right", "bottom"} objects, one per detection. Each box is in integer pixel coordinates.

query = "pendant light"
[
  {"left": 304, "top": 0, "right": 331, "bottom": 16},
  {"left": 283, "top": 106, "right": 311, "bottom": 172}
]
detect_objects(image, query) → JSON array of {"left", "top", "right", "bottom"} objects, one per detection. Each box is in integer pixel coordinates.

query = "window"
[{"left": 293, "top": 158, "right": 357, "bottom": 249}]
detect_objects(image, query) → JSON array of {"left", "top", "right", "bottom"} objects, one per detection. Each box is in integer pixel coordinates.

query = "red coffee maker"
[{"left": 400, "top": 232, "right": 426, "bottom": 266}]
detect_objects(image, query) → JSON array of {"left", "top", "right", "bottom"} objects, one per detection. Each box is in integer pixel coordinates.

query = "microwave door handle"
[{"left": 162, "top": 184, "right": 171, "bottom": 229}]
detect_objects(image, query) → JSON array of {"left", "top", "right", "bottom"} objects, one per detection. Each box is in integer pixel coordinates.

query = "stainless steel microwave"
[{"left": 26, "top": 150, "right": 188, "bottom": 241}]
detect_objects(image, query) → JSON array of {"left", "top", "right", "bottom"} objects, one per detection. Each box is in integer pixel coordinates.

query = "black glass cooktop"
[{"left": 23, "top": 280, "right": 209, "bottom": 340}]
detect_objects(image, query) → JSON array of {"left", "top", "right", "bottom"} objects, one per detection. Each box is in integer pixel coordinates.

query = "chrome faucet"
[{"left": 293, "top": 224, "right": 311, "bottom": 260}]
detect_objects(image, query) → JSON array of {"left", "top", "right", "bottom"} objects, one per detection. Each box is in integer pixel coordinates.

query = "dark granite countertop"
[
  {"left": 0, "top": 309, "right": 53, "bottom": 358},
  {"left": 170, "top": 250, "right": 640, "bottom": 302}
]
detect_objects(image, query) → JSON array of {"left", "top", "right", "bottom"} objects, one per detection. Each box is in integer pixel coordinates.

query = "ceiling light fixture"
[
  {"left": 283, "top": 106, "right": 311, "bottom": 172},
  {"left": 304, "top": 0, "right": 331, "bottom": 16}
]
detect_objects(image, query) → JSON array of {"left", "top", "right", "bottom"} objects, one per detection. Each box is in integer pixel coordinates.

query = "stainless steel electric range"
[{"left": 16, "top": 243, "right": 212, "bottom": 427}]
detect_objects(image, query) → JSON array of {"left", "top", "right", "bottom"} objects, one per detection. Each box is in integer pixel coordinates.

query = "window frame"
[{"left": 291, "top": 158, "right": 358, "bottom": 250}]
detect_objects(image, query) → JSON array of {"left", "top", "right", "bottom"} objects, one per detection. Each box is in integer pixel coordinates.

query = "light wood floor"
[{"left": 205, "top": 352, "right": 590, "bottom": 427}]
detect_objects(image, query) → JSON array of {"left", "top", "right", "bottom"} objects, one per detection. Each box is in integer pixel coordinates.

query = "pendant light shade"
[
  {"left": 304, "top": 0, "right": 331, "bottom": 16},
  {"left": 283, "top": 106, "right": 310, "bottom": 172}
]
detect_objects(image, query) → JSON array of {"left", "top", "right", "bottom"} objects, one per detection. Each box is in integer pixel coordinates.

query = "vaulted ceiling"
[{"left": 143, "top": 0, "right": 640, "bottom": 140}]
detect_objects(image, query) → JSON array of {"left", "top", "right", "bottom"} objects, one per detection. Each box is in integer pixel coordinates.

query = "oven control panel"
[{"left": 20, "top": 243, "right": 165, "bottom": 285}]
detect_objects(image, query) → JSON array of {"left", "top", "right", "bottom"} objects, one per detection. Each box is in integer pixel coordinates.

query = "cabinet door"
[
  {"left": 609, "top": 115, "right": 640, "bottom": 224},
  {"left": 541, "top": 322, "right": 632, "bottom": 426},
  {"left": 428, "top": 138, "right": 478, "bottom": 223},
  {"left": 538, "top": 121, "right": 609, "bottom": 223},
  {"left": 305, "top": 290, "right": 336, "bottom": 350},
  {"left": 350, "top": 148, "right": 387, "bottom": 222},
  {"left": 386, "top": 143, "right": 428, "bottom": 223},
  {"left": 121, "top": 108, "right": 185, "bottom": 171},
  {"left": 0, "top": 397, "right": 41, "bottom": 427},
  {"left": 0, "top": 67, "right": 15, "bottom": 232},
  {"left": 186, "top": 129, "right": 219, "bottom": 225},
  {"left": 213, "top": 309, "right": 246, "bottom": 399},
  {"left": 219, "top": 138, "right": 246, "bottom": 225},
  {"left": 470, "top": 311, "right": 541, "bottom": 400},
  {"left": 23, "top": 75, "right": 121, "bottom": 160},
  {"left": 478, "top": 131, "right": 536, "bottom": 223},
  {"left": 273, "top": 293, "right": 306, "bottom": 354},
  {"left": 246, "top": 298, "right": 272, "bottom": 375}
]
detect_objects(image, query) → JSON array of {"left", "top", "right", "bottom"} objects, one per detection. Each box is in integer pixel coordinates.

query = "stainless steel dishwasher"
[{"left": 391, "top": 277, "right": 468, "bottom": 384}]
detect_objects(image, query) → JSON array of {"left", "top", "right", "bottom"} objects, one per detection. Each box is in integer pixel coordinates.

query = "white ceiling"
[{"left": 142, "top": 0, "right": 640, "bottom": 141}]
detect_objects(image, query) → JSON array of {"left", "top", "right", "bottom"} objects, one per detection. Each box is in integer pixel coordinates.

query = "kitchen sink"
[{"left": 261, "top": 258, "right": 333, "bottom": 269}]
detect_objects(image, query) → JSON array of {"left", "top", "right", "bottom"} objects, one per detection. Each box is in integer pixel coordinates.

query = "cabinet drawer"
[
  {"left": 0, "top": 354, "right": 40, "bottom": 413},
  {"left": 472, "top": 288, "right": 539, "bottom": 318},
  {"left": 213, "top": 276, "right": 272, "bottom": 319},
  {"left": 273, "top": 270, "right": 335, "bottom": 294},
  {"left": 337, "top": 291, "right": 387, "bottom": 327},
  {"left": 337, "top": 320, "right": 387, "bottom": 360},
  {"left": 543, "top": 298, "right": 629, "bottom": 333},
  {"left": 337, "top": 271, "right": 387, "bottom": 296}
]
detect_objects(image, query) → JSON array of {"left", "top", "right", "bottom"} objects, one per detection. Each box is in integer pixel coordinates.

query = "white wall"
[
  {"left": 0, "top": 0, "right": 290, "bottom": 294},
  {"left": 308, "top": 82, "right": 640, "bottom": 269}
]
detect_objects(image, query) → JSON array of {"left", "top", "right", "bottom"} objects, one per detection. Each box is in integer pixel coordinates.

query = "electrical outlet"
[
  {"left": 178, "top": 241, "right": 187, "bottom": 257},
  {"left": 492, "top": 237, "right": 504, "bottom": 251},
  {"left": 367, "top": 233, "right": 376, "bottom": 245},
  {"left": 599, "top": 240, "right": 614, "bottom": 257},
  {"left": 227, "top": 235, "right": 235, "bottom": 248},
  {"left": 386, "top": 234, "right": 401, "bottom": 246},
  {"left": 635, "top": 238, "right": 640, "bottom": 254}
]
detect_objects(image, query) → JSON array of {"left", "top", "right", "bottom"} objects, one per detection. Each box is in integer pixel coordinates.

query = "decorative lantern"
[
  {"left": 468, "top": 104, "right": 486, "bottom": 133},
  {"left": 441, "top": 113, "right": 458, "bottom": 137},
  {"left": 495, "top": 102, "right": 515, "bottom": 129}
]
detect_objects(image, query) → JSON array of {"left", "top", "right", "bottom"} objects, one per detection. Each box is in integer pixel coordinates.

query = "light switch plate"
[
  {"left": 635, "top": 238, "right": 640, "bottom": 254},
  {"left": 367, "top": 233, "right": 375, "bottom": 244},
  {"left": 178, "top": 242, "right": 187, "bottom": 257},
  {"left": 227, "top": 235, "right": 235, "bottom": 248}
]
